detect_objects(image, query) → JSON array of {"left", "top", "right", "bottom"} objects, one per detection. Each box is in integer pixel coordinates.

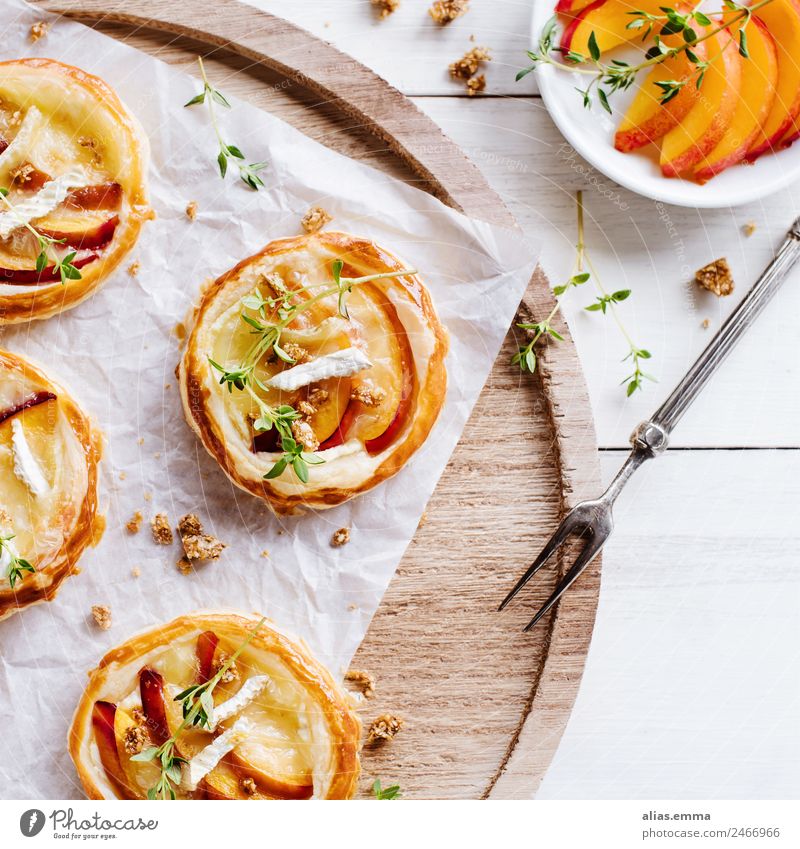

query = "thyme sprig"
[
  {"left": 131, "top": 617, "right": 267, "bottom": 800},
  {"left": 1, "top": 533, "right": 34, "bottom": 589},
  {"left": 0, "top": 188, "right": 82, "bottom": 285},
  {"left": 373, "top": 779, "right": 402, "bottom": 800},
  {"left": 512, "top": 191, "right": 655, "bottom": 396},
  {"left": 517, "top": 0, "right": 773, "bottom": 111},
  {"left": 210, "top": 261, "right": 416, "bottom": 481},
  {"left": 185, "top": 57, "right": 268, "bottom": 190}
]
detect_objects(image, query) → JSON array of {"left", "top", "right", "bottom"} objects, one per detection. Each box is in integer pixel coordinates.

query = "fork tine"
[
  {"left": 523, "top": 533, "right": 606, "bottom": 631},
  {"left": 498, "top": 515, "right": 576, "bottom": 611}
]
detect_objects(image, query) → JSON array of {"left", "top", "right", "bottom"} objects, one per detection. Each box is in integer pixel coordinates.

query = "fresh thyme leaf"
[
  {"left": 373, "top": 779, "right": 402, "bottom": 800},
  {"left": 1, "top": 534, "right": 35, "bottom": 589},
  {"left": 588, "top": 31, "right": 601, "bottom": 62},
  {"left": 738, "top": 28, "right": 749, "bottom": 58}
]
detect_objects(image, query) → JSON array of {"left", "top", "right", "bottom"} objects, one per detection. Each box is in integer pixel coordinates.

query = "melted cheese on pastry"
[
  {"left": 68, "top": 613, "right": 361, "bottom": 800},
  {"left": 179, "top": 231, "right": 448, "bottom": 514}
]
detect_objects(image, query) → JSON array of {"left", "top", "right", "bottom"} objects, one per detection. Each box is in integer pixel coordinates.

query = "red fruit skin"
[
  {"left": 91, "top": 701, "right": 129, "bottom": 797},
  {"left": 318, "top": 402, "right": 359, "bottom": 451},
  {"left": 196, "top": 631, "right": 219, "bottom": 683},
  {"left": 139, "top": 667, "right": 170, "bottom": 746},
  {"left": 0, "top": 390, "right": 56, "bottom": 426},
  {"left": 39, "top": 215, "right": 118, "bottom": 250},
  {"left": 0, "top": 250, "right": 97, "bottom": 285},
  {"left": 65, "top": 182, "right": 123, "bottom": 211},
  {"left": 364, "top": 362, "right": 413, "bottom": 455},
  {"left": 560, "top": 0, "right": 606, "bottom": 53}
]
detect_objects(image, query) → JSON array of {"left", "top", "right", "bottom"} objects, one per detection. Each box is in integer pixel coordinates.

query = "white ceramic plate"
[{"left": 531, "top": 1, "right": 800, "bottom": 208}]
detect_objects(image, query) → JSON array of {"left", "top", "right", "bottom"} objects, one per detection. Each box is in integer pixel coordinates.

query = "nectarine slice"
[
  {"left": 556, "top": 0, "right": 598, "bottom": 16},
  {"left": 695, "top": 17, "right": 777, "bottom": 181},
  {"left": 561, "top": 0, "right": 668, "bottom": 58},
  {"left": 615, "top": 40, "right": 708, "bottom": 152},
  {"left": 660, "top": 30, "right": 743, "bottom": 177},
  {"left": 745, "top": 0, "right": 800, "bottom": 161}
]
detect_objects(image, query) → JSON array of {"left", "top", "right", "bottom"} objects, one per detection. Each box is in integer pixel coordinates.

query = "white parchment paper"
[{"left": 0, "top": 0, "right": 538, "bottom": 798}]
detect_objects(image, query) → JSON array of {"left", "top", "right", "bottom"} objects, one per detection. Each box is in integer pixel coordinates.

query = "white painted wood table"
[{"left": 256, "top": 0, "right": 800, "bottom": 799}]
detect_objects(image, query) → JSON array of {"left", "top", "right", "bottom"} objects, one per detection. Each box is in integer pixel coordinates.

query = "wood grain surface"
[{"left": 34, "top": 0, "right": 602, "bottom": 799}]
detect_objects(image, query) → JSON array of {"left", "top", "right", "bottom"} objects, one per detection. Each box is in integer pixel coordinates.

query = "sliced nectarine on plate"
[
  {"left": 556, "top": 0, "right": 598, "bottom": 15},
  {"left": 660, "top": 29, "right": 743, "bottom": 177},
  {"left": 695, "top": 16, "right": 777, "bottom": 181},
  {"left": 615, "top": 38, "right": 709, "bottom": 152},
  {"left": 561, "top": 0, "right": 668, "bottom": 57},
  {"left": 745, "top": 0, "right": 800, "bottom": 161}
]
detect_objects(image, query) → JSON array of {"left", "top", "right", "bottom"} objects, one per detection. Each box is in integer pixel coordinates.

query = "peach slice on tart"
[
  {"left": 694, "top": 16, "right": 778, "bottom": 182},
  {"left": 0, "top": 350, "right": 101, "bottom": 622},
  {"left": 659, "top": 29, "right": 743, "bottom": 177},
  {"left": 0, "top": 58, "right": 150, "bottom": 323},
  {"left": 69, "top": 612, "right": 362, "bottom": 800},
  {"left": 178, "top": 231, "right": 448, "bottom": 514},
  {"left": 744, "top": 0, "right": 800, "bottom": 161}
]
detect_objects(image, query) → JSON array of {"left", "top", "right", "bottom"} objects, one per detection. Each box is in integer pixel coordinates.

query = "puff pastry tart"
[
  {"left": 0, "top": 58, "right": 150, "bottom": 323},
  {"left": 179, "top": 231, "right": 448, "bottom": 513},
  {"left": 69, "top": 612, "right": 361, "bottom": 800},
  {"left": 0, "top": 350, "right": 101, "bottom": 621}
]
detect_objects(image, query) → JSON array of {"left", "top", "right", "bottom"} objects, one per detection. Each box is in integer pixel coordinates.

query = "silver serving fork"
[{"left": 500, "top": 216, "right": 800, "bottom": 631}]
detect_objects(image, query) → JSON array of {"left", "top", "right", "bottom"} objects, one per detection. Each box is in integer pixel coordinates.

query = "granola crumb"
[
  {"left": 345, "top": 669, "right": 375, "bottom": 699},
  {"left": 178, "top": 513, "right": 226, "bottom": 561},
  {"left": 350, "top": 383, "right": 386, "bottom": 407},
  {"left": 367, "top": 713, "right": 404, "bottom": 743},
  {"left": 260, "top": 549, "right": 270, "bottom": 559},
  {"left": 91, "top": 604, "right": 112, "bottom": 631},
  {"left": 215, "top": 653, "right": 239, "bottom": 683},
  {"left": 78, "top": 136, "right": 98, "bottom": 152},
  {"left": 151, "top": 513, "right": 173, "bottom": 545},
  {"left": 131, "top": 566, "right": 141, "bottom": 578},
  {"left": 240, "top": 776, "right": 257, "bottom": 796},
  {"left": 743, "top": 221, "right": 757, "bottom": 237},
  {"left": 331, "top": 527, "right": 351, "bottom": 547},
  {"left": 123, "top": 724, "right": 148, "bottom": 755},
  {"left": 137, "top": 437, "right": 145, "bottom": 446},
  {"left": 291, "top": 420, "right": 319, "bottom": 452},
  {"left": 186, "top": 200, "right": 198, "bottom": 221},
  {"left": 176, "top": 556, "right": 193, "bottom": 575},
  {"left": 132, "top": 708, "right": 146, "bottom": 726},
  {"left": 466, "top": 74, "right": 486, "bottom": 96},
  {"left": 29, "top": 21, "right": 49, "bottom": 42},
  {"left": 300, "top": 205, "right": 332, "bottom": 234},
  {"left": 347, "top": 602, "right": 358, "bottom": 612},
  {"left": 10, "top": 162, "right": 35, "bottom": 185},
  {"left": 371, "top": 0, "right": 400, "bottom": 18},
  {"left": 449, "top": 46, "right": 491, "bottom": 81},
  {"left": 126, "top": 510, "right": 143, "bottom": 534},
  {"left": 127, "top": 260, "right": 140, "bottom": 276},
  {"left": 119, "top": 471, "right": 127, "bottom": 481},
  {"left": 694, "top": 257, "right": 734, "bottom": 297},
  {"left": 283, "top": 342, "right": 311, "bottom": 364},
  {"left": 262, "top": 271, "right": 288, "bottom": 300},
  {"left": 701, "top": 318, "right": 710, "bottom": 329},
  {"left": 429, "top": 0, "right": 469, "bottom": 25},
  {"left": 144, "top": 491, "right": 153, "bottom": 502},
  {"left": 307, "top": 386, "right": 329, "bottom": 407},
  {"left": 297, "top": 400, "right": 316, "bottom": 418}
]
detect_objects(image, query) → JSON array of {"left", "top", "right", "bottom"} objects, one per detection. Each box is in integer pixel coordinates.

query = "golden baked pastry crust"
[
  {"left": 178, "top": 231, "right": 448, "bottom": 514},
  {"left": 69, "top": 612, "right": 361, "bottom": 800},
  {"left": 0, "top": 349, "right": 102, "bottom": 621},
  {"left": 0, "top": 58, "right": 150, "bottom": 323}
]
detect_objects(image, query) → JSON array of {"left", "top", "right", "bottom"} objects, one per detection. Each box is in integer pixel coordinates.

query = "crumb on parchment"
[
  {"left": 371, "top": 0, "right": 400, "bottom": 18},
  {"left": 345, "top": 669, "right": 375, "bottom": 699},
  {"left": 186, "top": 200, "right": 198, "bottom": 221},
  {"left": 301, "top": 205, "right": 332, "bottom": 234},
  {"left": 29, "top": 21, "right": 49, "bottom": 42},
  {"left": 178, "top": 513, "right": 226, "bottom": 561},
  {"left": 127, "top": 260, "right": 140, "bottom": 276},
  {"left": 429, "top": 0, "right": 469, "bottom": 25},
  {"left": 131, "top": 566, "right": 141, "bottom": 578},
  {"left": 701, "top": 318, "right": 710, "bottom": 329},
  {"left": 91, "top": 604, "right": 112, "bottom": 631},
  {"left": 695, "top": 257, "right": 734, "bottom": 297},
  {"left": 331, "top": 527, "right": 351, "bottom": 547},
  {"left": 126, "top": 511, "right": 143, "bottom": 534},
  {"left": 466, "top": 74, "right": 486, "bottom": 96},
  {"left": 743, "top": 221, "right": 757, "bottom": 237},
  {"left": 367, "top": 713, "right": 404, "bottom": 743},
  {"left": 449, "top": 46, "right": 491, "bottom": 81},
  {"left": 260, "top": 549, "right": 270, "bottom": 559},
  {"left": 176, "top": 556, "right": 192, "bottom": 575},
  {"left": 151, "top": 513, "right": 173, "bottom": 545}
]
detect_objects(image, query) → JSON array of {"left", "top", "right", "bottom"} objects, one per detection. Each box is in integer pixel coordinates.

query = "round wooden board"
[{"left": 35, "top": 0, "right": 603, "bottom": 799}]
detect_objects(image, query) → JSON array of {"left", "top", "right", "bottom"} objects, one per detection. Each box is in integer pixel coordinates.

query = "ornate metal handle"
[{"left": 633, "top": 216, "right": 800, "bottom": 447}]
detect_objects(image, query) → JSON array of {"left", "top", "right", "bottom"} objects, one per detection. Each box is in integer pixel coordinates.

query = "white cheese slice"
[
  {"left": 0, "top": 106, "right": 45, "bottom": 183},
  {"left": 11, "top": 419, "right": 49, "bottom": 496},
  {"left": 0, "top": 168, "right": 90, "bottom": 238},
  {"left": 180, "top": 717, "right": 253, "bottom": 791},
  {"left": 267, "top": 347, "right": 372, "bottom": 392},
  {"left": 209, "top": 675, "right": 271, "bottom": 731}
]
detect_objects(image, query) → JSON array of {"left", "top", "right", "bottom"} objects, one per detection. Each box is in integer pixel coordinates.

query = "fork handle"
[{"left": 641, "top": 217, "right": 800, "bottom": 440}]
